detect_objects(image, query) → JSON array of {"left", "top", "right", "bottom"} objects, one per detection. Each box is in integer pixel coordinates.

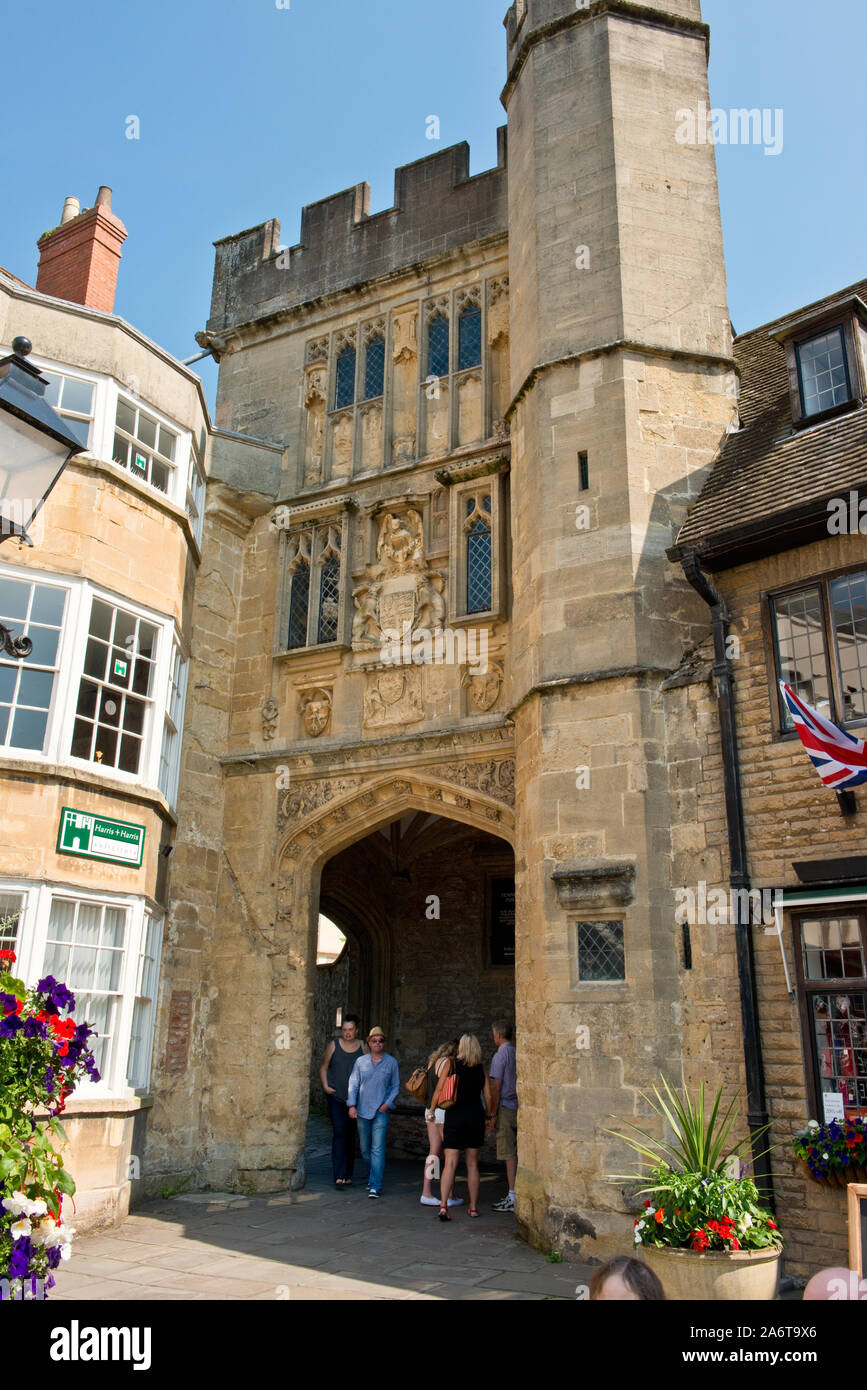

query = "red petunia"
[
  {"left": 0, "top": 949, "right": 16, "bottom": 963},
  {"left": 768, "top": 1221, "right": 777, "bottom": 1231},
  {"left": 644, "top": 1200, "right": 652, "bottom": 1209},
  {"left": 654, "top": 1208, "right": 665, "bottom": 1224}
]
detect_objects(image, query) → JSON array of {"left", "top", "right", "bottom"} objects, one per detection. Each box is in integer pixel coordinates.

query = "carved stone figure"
[
  {"left": 300, "top": 688, "right": 332, "bottom": 738},
  {"left": 262, "top": 698, "right": 279, "bottom": 740},
  {"left": 392, "top": 312, "right": 418, "bottom": 364},
  {"left": 376, "top": 510, "right": 424, "bottom": 574},
  {"left": 462, "top": 659, "right": 504, "bottom": 712},
  {"left": 352, "top": 586, "right": 381, "bottom": 645},
  {"left": 363, "top": 669, "right": 424, "bottom": 728},
  {"left": 415, "top": 571, "right": 446, "bottom": 632}
]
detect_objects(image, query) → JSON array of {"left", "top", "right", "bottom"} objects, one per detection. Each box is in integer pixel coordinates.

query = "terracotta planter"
[{"left": 642, "top": 1244, "right": 782, "bottom": 1301}]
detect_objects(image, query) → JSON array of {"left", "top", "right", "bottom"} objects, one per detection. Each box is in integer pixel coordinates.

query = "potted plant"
[
  {"left": 0, "top": 948, "right": 100, "bottom": 1300},
  {"left": 607, "top": 1077, "right": 782, "bottom": 1301},
  {"left": 793, "top": 1116, "right": 867, "bottom": 1186}
]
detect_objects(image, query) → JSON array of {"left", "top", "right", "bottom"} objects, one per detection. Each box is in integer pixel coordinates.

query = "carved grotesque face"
[{"left": 304, "top": 698, "right": 330, "bottom": 737}]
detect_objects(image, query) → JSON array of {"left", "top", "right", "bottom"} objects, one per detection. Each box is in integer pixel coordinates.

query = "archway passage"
[{"left": 311, "top": 811, "right": 515, "bottom": 1157}]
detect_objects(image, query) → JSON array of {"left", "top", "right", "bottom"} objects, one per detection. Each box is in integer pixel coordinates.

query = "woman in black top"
[
  {"left": 421, "top": 1039, "right": 459, "bottom": 1207},
  {"left": 430, "top": 1033, "right": 493, "bottom": 1219},
  {"left": 319, "top": 1015, "right": 366, "bottom": 1186}
]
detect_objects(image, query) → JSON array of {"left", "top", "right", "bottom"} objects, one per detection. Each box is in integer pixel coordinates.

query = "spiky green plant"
[{"left": 606, "top": 1075, "right": 771, "bottom": 1183}]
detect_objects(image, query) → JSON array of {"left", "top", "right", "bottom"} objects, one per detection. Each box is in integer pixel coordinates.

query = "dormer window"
[
  {"left": 774, "top": 296, "right": 867, "bottom": 429},
  {"left": 796, "top": 327, "right": 851, "bottom": 419}
]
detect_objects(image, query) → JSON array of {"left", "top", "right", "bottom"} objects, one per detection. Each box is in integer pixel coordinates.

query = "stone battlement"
[{"left": 206, "top": 131, "right": 508, "bottom": 337}]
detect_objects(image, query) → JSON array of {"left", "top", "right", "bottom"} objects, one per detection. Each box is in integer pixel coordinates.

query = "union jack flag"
[{"left": 779, "top": 681, "right": 867, "bottom": 790}]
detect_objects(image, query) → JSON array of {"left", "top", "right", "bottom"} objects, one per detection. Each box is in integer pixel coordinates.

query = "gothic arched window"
[
  {"left": 428, "top": 314, "right": 450, "bottom": 379},
  {"left": 334, "top": 347, "right": 356, "bottom": 410},
  {"left": 363, "top": 335, "right": 385, "bottom": 400},
  {"left": 458, "top": 304, "right": 482, "bottom": 371},
  {"left": 287, "top": 557, "right": 311, "bottom": 649},
  {"left": 466, "top": 494, "right": 492, "bottom": 614}
]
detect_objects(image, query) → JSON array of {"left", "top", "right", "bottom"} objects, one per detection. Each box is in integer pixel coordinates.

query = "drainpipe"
[{"left": 680, "top": 552, "right": 775, "bottom": 1209}]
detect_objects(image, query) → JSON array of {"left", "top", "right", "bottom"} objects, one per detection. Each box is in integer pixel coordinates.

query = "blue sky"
[{"left": 1, "top": 0, "right": 863, "bottom": 409}]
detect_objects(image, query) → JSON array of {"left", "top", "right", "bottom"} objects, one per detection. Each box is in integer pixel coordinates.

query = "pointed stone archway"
[{"left": 260, "top": 767, "right": 515, "bottom": 1190}]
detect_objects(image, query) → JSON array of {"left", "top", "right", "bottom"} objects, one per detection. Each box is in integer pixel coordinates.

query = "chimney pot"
[
  {"left": 35, "top": 186, "right": 127, "bottom": 313},
  {"left": 95, "top": 186, "right": 112, "bottom": 211},
  {"left": 61, "top": 197, "right": 80, "bottom": 225}
]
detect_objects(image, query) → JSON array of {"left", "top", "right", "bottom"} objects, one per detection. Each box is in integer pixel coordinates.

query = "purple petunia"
[
  {"left": 44, "top": 1066, "right": 55, "bottom": 1091},
  {"left": 8, "top": 1237, "right": 33, "bottom": 1281},
  {"left": 0, "top": 1013, "right": 22, "bottom": 1039},
  {"left": 21, "top": 1015, "right": 47, "bottom": 1039},
  {"left": 36, "top": 976, "right": 75, "bottom": 1014},
  {"left": 0, "top": 991, "right": 19, "bottom": 1013},
  {"left": 46, "top": 1246, "right": 62, "bottom": 1271}
]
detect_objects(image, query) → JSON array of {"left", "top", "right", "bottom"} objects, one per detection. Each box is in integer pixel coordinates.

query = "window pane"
[
  {"left": 577, "top": 921, "right": 626, "bottom": 981},
  {"left": 150, "top": 460, "right": 170, "bottom": 494},
  {"left": 84, "top": 637, "right": 108, "bottom": 680},
  {"left": 137, "top": 414, "right": 157, "bottom": 449},
  {"left": 26, "top": 626, "right": 60, "bottom": 667},
  {"left": 30, "top": 586, "right": 66, "bottom": 627},
  {"left": 118, "top": 734, "right": 143, "bottom": 774},
  {"left": 77, "top": 904, "right": 102, "bottom": 948},
  {"left": 428, "top": 315, "right": 450, "bottom": 378},
  {"left": 17, "top": 669, "right": 54, "bottom": 708},
  {"left": 94, "top": 725, "right": 118, "bottom": 765},
  {"left": 287, "top": 563, "right": 310, "bottom": 650},
  {"left": 802, "top": 917, "right": 866, "bottom": 980},
  {"left": 9, "top": 707, "right": 48, "bottom": 750},
  {"left": 42, "top": 373, "right": 62, "bottom": 407},
  {"left": 48, "top": 899, "right": 76, "bottom": 942},
  {"left": 71, "top": 718, "right": 95, "bottom": 759},
  {"left": 334, "top": 348, "right": 356, "bottom": 410},
  {"left": 61, "top": 378, "right": 94, "bottom": 416},
  {"left": 103, "top": 908, "right": 125, "bottom": 948},
  {"left": 363, "top": 336, "right": 385, "bottom": 400},
  {"left": 830, "top": 572, "right": 867, "bottom": 721},
  {"left": 116, "top": 400, "right": 136, "bottom": 435},
  {"left": 0, "top": 579, "right": 29, "bottom": 622},
  {"left": 42, "top": 943, "right": 70, "bottom": 979},
  {"left": 89, "top": 600, "right": 114, "bottom": 643},
  {"left": 0, "top": 892, "right": 25, "bottom": 949},
  {"left": 0, "top": 666, "right": 17, "bottom": 702},
  {"left": 773, "top": 588, "right": 831, "bottom": 725},
  {"left": 136, "top": 622, "right": 158, "bottom": 663},
  {"left": 458, "top": 305, "right": 482, "bottom": 370},
  {"left": 317, "top": 558, "right": 340, "bottom": 644},
  {"left": 812, "top": 989, "right": 867, "bottom": 1116},
  {"left": 112, "top": 433, "right": 130, "bottom": 468},
  {"left": 799, "top": 328, "right": 850, "bottom": 417},
  {"left": 68, "top": 945, "right": 96, "bottom": 990},
  {"left": 157, "top": 426, "right": 176, "bottom": 461},
  {"left": 467, "top": 518, "right": 492, "bottom": 614}
]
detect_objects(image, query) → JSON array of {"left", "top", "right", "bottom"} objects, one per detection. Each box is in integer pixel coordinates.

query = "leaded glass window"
[
  {"left": 364, "top": 335, "right": 385, "bottom": 400},
  {"left": 287, "top": 559, "right": 311, "bottom": 650},
  {"left": 830, "top": 572, "right": 867, "bottom": 722},
  {"left": 577, "top": 921, "right": 626, "bottom": 982},
  {"left": 797, "top": 328, "right": 851, "bottom": 418},
  {"left": 466, "top": 495, "right": 492, "bottom": 615},
  {"left": 334, "top": 347, "right": 356, "bottom": 410},
  {"left": 428, "top": 315, "right": 450, "bottom": 378},
  {"left": 458, "top": 305, "right": 482, "bottom": 371},
  {"left": 318, "top": 557, "right": 340, "bottom": 644}
]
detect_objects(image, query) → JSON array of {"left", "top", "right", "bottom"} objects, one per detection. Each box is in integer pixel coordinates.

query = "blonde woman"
[
  {"left": 421, "top": 1040, "right": 462, "bottom": 1208},
  {"left": 430, "top": 1033, "right": 492, "bottom": 1220}
]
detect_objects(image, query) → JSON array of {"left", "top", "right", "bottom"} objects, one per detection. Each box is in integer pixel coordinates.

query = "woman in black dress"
[{"left": 430, "top": 1033, "right": 493, "bottom": 1219}]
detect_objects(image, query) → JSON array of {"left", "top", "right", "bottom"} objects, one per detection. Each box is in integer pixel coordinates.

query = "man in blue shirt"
[{"left": 347, "top": 1027, "right": 400, "bottom": 1198}]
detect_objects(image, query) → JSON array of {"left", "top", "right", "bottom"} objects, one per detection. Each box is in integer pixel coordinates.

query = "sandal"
[
  {"left": 468, "top": 1207, "right": 479, "bottom": 1218},
  {"left": 438, "top": 1205, "right": 451, "bottom": 1221},
  {"left": 335, "top": 1178, "right": 345, "bottom": 1187}
]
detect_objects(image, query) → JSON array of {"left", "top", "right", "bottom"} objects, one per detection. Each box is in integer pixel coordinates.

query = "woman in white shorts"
[{"left": 421, "top": 1039, "right": 462, "bottom": 1208}]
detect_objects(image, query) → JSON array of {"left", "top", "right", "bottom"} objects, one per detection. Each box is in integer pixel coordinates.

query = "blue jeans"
[
  {"left": 326, "top": 1095, "right": 357, "bottom": 1182},
  {"left": 357, "top": 1111, "right": 389, "bottom": 1193}
]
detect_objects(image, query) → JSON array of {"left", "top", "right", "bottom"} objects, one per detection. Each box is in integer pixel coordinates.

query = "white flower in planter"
[
  {"left": 2, "top": 1192, "right": 32, "bottom": 1218},
  {"left": 10, "top": 1217, "right": 32, "bottom": 1239}
]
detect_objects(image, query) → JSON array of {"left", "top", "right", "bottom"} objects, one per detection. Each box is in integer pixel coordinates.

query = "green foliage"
[
  {"left": 546, "top": 1249, "right": 564, "bottom": 1263},
  {"left": 605, "top": 1076, "right": 782, "bottom": 1254}
]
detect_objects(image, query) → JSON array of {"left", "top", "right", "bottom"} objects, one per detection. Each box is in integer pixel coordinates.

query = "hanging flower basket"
[
  {"left": 0, "top": 948, "right": 100, "bottom": 1300},
  {"left": 793, "top": 1118, "right": 867, "bottom": 1186}
]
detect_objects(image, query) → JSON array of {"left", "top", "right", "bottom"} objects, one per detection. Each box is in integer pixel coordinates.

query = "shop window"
[
  {"left": 795, "top": 913, "right": 867, "bottom": 1120},
  {"left": 41, "top": 896, "right": 128, "bottom": 1081}
]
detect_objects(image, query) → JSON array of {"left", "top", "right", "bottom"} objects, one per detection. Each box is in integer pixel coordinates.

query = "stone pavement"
[{"left": 50, "top": 1119, "right": 593, "bottom": 1301}]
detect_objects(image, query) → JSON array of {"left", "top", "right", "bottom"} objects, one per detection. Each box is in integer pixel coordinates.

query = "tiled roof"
[{"left": 671, "top": 278, "right": 867, "bottom": 561}]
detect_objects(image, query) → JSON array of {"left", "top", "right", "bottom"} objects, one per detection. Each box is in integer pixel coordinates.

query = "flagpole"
[{"left": 768, "top": 899, "right": 795, "bottom": 999}]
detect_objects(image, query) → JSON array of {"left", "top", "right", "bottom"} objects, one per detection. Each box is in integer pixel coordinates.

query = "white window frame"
[
  {"left": 0, "top": 558, "right": 179, "bottom": 799},
  {"left": 127, "top": 908, "right": 164, "bottom": 1091},
  {"left": 158, "top": 634, "right": 189, "bottom": 808},
  {"left": 6, "top": 349, "right": 195, "bottom": 516},
  {"left": 0, "top": 881, "right": 157, "bottom": 1097}
]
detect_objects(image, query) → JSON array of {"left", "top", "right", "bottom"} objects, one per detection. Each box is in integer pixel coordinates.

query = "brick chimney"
[{"left": 35, "top": 186, "right": 127, "bottom": 313}]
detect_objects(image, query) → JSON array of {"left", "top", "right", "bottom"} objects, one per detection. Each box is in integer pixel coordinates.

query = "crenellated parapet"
[{"left": 205, "top": 132, "right": 508, "bottom": 338}]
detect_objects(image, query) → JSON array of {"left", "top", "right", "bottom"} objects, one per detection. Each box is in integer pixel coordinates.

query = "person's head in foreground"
[
  {"left": 367, "top": 1027, "right": 386, "bottom": 1052},
  {"left": 457, "top": 1034, "right": 482, "bottom": 1066},
  {"left": 590, "top": 1256, "right": 666, "bottom": 1301}
]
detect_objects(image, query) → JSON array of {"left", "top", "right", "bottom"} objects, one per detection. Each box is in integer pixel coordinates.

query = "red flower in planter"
[
  {"left": 0, "top": 949, "right": 16, "bottom": 964},
  {"left": 654, "top": 1208, "right": 665, "bottom": 1224}
]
